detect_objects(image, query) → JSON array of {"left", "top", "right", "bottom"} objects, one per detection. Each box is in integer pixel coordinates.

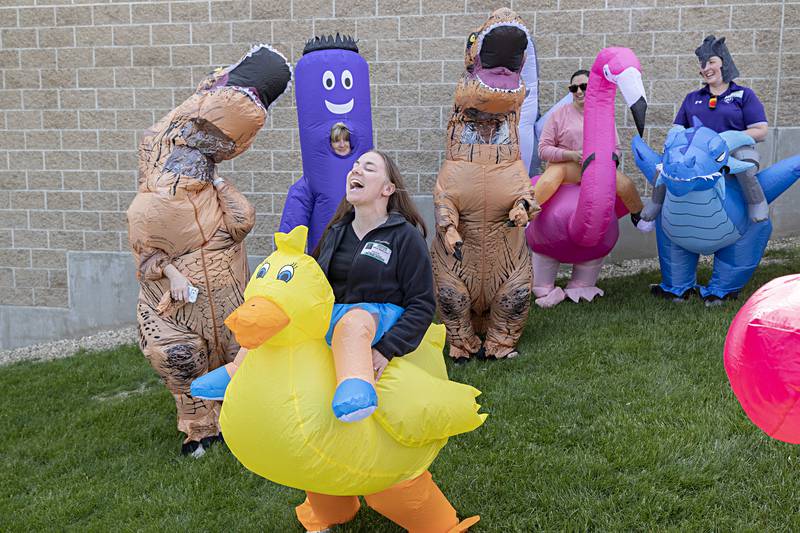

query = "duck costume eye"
[
  {"left": 277, "top": 264, "right": 295, "bottom": 283},
  {"left": 256, "top": 263, "right": 270, "bottom": 278}
]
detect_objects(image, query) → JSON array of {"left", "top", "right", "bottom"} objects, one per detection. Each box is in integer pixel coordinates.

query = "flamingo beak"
[
  {"left": 224, "top": 296, "right": 290, "bottom": 349},
  {"left": 616, "top": 66, "right": 648, "bottom": 137}
]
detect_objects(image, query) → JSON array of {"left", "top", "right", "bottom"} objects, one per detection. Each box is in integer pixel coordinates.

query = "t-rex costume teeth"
[
  {"left": 126, "top": 44, "right": 292, "bottom": 444},
  {"left": 431, "top": 9, "right": 540, "bottom": 360}
]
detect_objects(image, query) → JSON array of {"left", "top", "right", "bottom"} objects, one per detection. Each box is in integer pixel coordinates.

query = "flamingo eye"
[{"left": 277, "top": 265, "right": 294, "bottom": 283}]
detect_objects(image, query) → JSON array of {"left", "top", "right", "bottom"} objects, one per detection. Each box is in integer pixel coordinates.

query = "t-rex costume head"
[
  {"left": 460, "top": 9, "right": 528, "bottom": 114},
  {"left": 130, "top": 44, "right": 291, "bottom": 259}
]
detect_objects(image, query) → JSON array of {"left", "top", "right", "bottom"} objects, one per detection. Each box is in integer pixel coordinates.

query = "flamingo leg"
[
  {"left": 532, "top": 252, "right": 566, "bottom": 308},
  {"left": 564, "top": 257, "right": 604, "bottom": 303}
]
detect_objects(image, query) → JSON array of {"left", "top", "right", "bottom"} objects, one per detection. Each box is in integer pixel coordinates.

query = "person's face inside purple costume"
[
  {"left": 699, "top": 55, "right": 724, "bottom": 87},
  {"left": 332, "top": 138, "right": 351, "bottom": 156}
]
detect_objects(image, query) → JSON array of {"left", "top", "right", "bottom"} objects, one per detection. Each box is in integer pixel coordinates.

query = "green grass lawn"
[{"left": 3, "top": 249, "right": 800, "bottom": 531}]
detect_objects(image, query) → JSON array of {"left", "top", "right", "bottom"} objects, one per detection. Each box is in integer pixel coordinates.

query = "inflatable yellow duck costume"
[{"left": 218, "top": 226, "right": 486, "bottom": 531}]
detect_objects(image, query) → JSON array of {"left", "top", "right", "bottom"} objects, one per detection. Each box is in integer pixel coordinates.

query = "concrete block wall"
[{"left": 0, "top": 0, "right": 798, "bottom": 347}]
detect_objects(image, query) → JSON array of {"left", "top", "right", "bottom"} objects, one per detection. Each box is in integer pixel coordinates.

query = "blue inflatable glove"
[
  {"left": 332, "top": 378, "right": 378, "bottom": 422},
  {"left": 719, "top": 129, "right": 756, "bottom": 151},
  {"left": 191, "top": 366, "right": 231, "bottom": 401}
]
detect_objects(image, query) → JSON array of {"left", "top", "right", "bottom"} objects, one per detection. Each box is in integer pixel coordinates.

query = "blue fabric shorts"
[{"left": 325, "top": 303, "right": 405, "bottom": 346}]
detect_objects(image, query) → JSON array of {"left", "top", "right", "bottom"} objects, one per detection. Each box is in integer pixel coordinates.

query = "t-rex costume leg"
[
  {"left": 430, "top": 9, "right": 539, "bottom": 361},
  {"left": 127, "top": 44, "right": 292, "bottom": 448}
]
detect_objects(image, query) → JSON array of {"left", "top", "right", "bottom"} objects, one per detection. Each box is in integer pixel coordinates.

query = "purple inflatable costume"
[{"left": 279, "top": 34, "right": 374, "bottom": 252}]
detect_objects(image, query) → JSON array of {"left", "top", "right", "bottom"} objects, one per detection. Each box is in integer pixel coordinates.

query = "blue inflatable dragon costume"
[{"left": 632, "top": 117, "right": 800, "bottom": 304}]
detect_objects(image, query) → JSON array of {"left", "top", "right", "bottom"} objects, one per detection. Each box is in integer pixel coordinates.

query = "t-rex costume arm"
[{"left": 214, "top": 180, "right": 256, "bottom": 244}]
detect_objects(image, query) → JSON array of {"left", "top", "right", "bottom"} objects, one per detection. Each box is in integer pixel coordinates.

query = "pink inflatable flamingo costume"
[{"left": 526, "top": 48, "right": 647, "bottom": 308}]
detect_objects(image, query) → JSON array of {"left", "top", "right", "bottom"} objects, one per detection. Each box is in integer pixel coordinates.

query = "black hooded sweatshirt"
[{"left": 315, "top": 211, "right": 436, "bottom": 360}]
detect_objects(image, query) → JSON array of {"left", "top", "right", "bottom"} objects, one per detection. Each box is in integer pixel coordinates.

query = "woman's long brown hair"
[{"left": 311, "top": 149, "right": 427, "bottom": 257}]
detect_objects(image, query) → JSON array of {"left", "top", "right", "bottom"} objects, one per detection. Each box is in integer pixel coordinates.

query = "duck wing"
[{"left": 374, "top": 358, "right": 488, "bottom": 448}]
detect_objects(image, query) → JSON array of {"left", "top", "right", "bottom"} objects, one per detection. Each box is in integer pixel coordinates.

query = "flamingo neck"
[
  {"left": 567, "top": 66, "right": 619, "bottom": 247},
  {"left": 584, "top": 72, "right": 615, "bottom": 108}
]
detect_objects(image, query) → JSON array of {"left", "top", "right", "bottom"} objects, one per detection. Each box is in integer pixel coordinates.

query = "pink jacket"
[{"left": 538, "top": 103, "right": 621, "bottom": 163}]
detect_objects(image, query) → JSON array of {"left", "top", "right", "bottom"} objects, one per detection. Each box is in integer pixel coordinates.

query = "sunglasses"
[{"left": 568, "top": 83, "right": 588, "bottom": 93}]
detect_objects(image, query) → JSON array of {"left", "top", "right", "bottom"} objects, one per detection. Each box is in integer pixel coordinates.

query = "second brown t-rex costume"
[
  {"left": 126, "top": 44, "right": 292, "bottom": 453},
  {"left": 431, "top": 9, "right": 540, "bottom": 362}
]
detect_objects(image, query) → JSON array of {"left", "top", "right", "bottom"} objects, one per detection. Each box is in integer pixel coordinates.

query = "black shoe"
[
  {"left": 200, "top": 433, "right": 225, "bottom": 449},
  {"left": 474, "top": 346, "right": 490, "bottom": 361},
  {"left": 181, "top": 440, "right": 206, "bottom": 458},
  {"left": 650, "top": 284, "right": 695, "bottom": 302},
  {"left": 703, "top": 292, "right": 738, "bottom": 307}
]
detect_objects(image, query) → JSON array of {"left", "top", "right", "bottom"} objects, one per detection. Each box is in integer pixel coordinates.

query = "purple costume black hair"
[
  {"left": 695, "top": 35, "right": 739, "bottom": 83},
  {"left": 303, "top": 33, "right": 359, "bottom": 56}
]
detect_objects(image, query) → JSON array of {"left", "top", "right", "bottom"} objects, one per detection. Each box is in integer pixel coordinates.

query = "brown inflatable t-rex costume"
[
  {"left": 431, "top": 9, "right": 539, "bottom": 362},
  {"left": 126, "top": 45, "right": 292, "bottom": 450}
]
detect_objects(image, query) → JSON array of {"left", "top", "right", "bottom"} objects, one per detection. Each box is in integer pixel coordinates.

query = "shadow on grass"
[{"left": 2, "top": 252, "right": 800, "bottom": 530}]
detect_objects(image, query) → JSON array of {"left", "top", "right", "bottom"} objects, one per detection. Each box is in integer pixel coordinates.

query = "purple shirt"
[{"left": 674, "top": 82, "right": 767, "bottom": 133}]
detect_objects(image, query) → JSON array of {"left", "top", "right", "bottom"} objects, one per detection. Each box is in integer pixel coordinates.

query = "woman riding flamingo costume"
[{"left": 526, "top": 47, "right": 648, "bottom": 308}]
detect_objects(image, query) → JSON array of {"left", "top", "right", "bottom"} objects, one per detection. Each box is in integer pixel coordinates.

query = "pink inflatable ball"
[{"left": 724, "top": 274, "right": 800, "bottom": 444}]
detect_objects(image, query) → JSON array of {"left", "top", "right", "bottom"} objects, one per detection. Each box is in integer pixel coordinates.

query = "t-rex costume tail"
[
  {"left": 126, "top": 44, "right": 292, "bottom": 444},
  {"left": 431, "top": 9, "right": 539, "bottom": 361}
]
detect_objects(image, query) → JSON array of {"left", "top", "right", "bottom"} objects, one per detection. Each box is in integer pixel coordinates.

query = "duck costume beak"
[{"left": 224, "top": 296, "right": 290, "bottom": 349}]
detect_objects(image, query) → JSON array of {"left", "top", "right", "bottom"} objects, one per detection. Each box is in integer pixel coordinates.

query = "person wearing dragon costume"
[
  {"left": 126, "top": 44, "right": 292, "bottom": 456},
  {"left": 642, "top": 35, "right": 770, "bottom": 225},
  {"left": 431, "top": 8, "right": 540, "bottom": 362},
  {"left": 279, "top": 34, "right": 374, "bottom": 253},
  {"left": 632, "top": 117, "right": 800, "bottom": 305}
]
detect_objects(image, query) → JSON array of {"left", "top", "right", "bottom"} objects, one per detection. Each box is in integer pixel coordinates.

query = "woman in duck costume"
[{"left": 195, "top": 151, "right": 486, "bottom": 531}]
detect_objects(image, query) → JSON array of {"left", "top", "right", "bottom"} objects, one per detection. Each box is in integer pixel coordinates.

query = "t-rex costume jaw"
[
  {"left": 431, "top": 9, "right": 540, "bottom": 361},
  {"left": 126, "top": 44, "right": 292, "bottom": 446}
]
